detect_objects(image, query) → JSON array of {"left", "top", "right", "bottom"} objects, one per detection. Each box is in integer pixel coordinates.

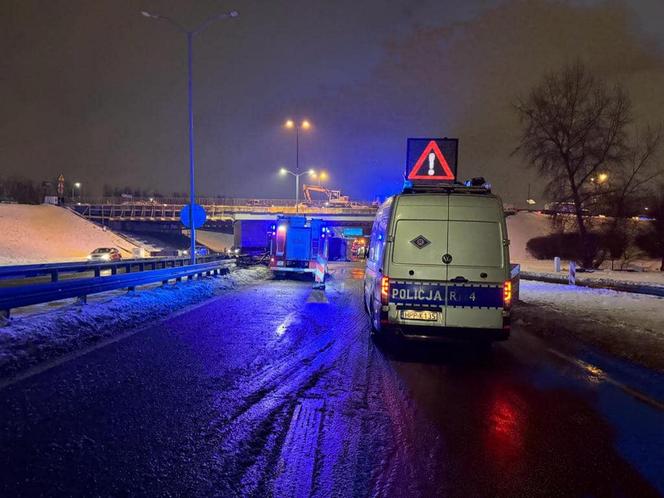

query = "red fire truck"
[{"left": 268, "top": 216, "right": 329, "bottom": 277}]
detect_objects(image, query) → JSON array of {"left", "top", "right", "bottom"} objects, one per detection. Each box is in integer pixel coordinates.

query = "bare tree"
[
  {"left": 596, "top": 126, "right": 663, "bottom": 266},
  {"left": 514, "top": 61, "right": 631, "bottom": 267}
]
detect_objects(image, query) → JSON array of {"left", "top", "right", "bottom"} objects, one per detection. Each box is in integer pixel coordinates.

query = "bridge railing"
[
  {"left": 76, "top": 197, "right": 377, "bottom": 208},
  {"left": 71, "top": 201, "right": 378, "bottom": 220}
]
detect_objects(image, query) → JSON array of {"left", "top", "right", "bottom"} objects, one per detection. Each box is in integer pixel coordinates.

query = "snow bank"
[
  {"left": 0, "top": 204, "right": 140, "bottom": 265},
  {"left": 506, "top": 212, "right": 553, "bottom": 264},
  {"left": 196, "top": 230, "right": 235, "bottom": 253},
  {"left": 519, "top": 281, "right": 664, "bottom": 371},
  {"left": 0, "top": 267, "right": 270, "bottom": 379}
]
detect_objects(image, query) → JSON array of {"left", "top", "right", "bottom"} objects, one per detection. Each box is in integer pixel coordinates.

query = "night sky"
[{"left": 3, "top": 0, "right": 664, "bottom": 204}]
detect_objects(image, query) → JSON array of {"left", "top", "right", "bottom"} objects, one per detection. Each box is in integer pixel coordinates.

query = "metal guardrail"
[
  {"left": 0, "top": 255, "right": 231, "bottom": 283},
  {"left": 520, "top": 271, "right": 664, "bottom": 298},
  {"left": 0, "top": 257, "right": 235, "bottom": 319}
]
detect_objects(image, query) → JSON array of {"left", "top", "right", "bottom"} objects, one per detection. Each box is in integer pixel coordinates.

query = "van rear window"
[
  {"left": 392, "top": 220, "right": 448, "bottom": 265},
  {"left": 448, "top": 221, "right": 503, "bottom": 267}
]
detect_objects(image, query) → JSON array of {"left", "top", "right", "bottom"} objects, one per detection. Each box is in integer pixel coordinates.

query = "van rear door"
[
  {"left": 387, "top": 196, "right": 450, "bottom": 322},
  {"left": 444, "top": 195, "right": 506, "bottom": 329}
]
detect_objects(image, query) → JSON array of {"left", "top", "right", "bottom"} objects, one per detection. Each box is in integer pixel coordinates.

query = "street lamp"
[
  {"left": 284, "top": 119, "right": 311, "bottom": 175},
  {"left": 279, "top": 167, "right": 315, "bottom": 212},
  {"left": 311, "top": 170, "right": 328, "bottom": 186},
  {"left": 72, "top": 182, "right": 81, "bottom": 200},
  {"left": 597, "top": 172, "right": 609, "bottom": 183},
  {"left": 141, "top": 8, "right": 238, "bottom": 264}
]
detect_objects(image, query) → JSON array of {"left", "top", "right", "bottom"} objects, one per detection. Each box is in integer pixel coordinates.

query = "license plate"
[{"left": 401, "top": 309, "right": 438, "bottom": 321}]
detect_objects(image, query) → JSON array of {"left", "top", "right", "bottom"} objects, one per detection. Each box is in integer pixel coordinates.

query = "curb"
[{"left": 520, "top": 272, "right": 664, "bottom": 298}]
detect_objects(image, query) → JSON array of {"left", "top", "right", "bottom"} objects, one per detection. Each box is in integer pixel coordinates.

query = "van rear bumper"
[{"left": 388, "top": 321, "right": 511, "bottom": 342}]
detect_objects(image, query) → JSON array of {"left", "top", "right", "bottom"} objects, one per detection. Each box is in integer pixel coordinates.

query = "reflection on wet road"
[{"left": 0, "top": 263, "right": 662, "bottom": 496}]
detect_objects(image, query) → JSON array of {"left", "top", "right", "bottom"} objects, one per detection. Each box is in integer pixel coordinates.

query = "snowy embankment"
[
  {"left": 507, "top": 211, "right": 663, "bottom": 287},
  {"left": 0, "top": 267, "right": 270, "bottom": 380},
  {"left": 518, "top": 281, "right": 664, "bottom": 371},
  {"left": 0, "top": 204, "right": 141, "bottom": 265}
]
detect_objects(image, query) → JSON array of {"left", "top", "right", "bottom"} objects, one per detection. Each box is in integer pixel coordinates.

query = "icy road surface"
[{"left": 1, "top": 264, "right": 663, "bottom": 497}]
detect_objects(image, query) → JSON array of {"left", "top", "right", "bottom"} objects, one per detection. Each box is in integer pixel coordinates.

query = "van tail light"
[
  {"left": 380, "top": 276, "right": 390, "bottom": 305},
  {"left": 503, "top": 280, "right": 512, "bottom": 309}
]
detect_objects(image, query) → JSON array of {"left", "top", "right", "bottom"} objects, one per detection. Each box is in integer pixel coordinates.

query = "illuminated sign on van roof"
[{"left": 406, "top": 138, "right": 458, "bottom": 182}]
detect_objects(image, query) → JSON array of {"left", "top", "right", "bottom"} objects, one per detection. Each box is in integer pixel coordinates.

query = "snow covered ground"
[
  {"left": 0, "top": 204, "right": 140, "bottom": 265},
  {"left": 0, "top": 267, "right": 270, "bottom": 380},
  {"left": 518, "top": 281, "right": 664, "bottom": 371},
  {"left": 507, "top": 211, "right": 663, "bottom": 285}
]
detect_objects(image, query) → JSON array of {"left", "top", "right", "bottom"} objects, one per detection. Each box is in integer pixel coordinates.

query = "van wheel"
[{"left": 370, "top": 300, "right": 381, "bottom": 335}]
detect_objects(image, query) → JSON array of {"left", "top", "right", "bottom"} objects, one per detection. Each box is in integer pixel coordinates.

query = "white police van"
[{"left": 364, "top": 182, "right": 513, "bottom": 343}]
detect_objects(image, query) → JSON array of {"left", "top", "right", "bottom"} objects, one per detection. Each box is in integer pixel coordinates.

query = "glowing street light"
[
  {"left": 598, "top": 173, "right": 609, "bottom": 183},
  {"left": 283, "top": 118, "right": 312, "bottom": 175},
  {"left": 311, "top": 170, "right": 328, "bottom": 186},
  {"left": 72, "top": 182, "right": 81, "bottom": 200},
  {"left": 279, "top": 167, "right": 315, "bottom": 212},
  {"left": 141, "top": 7, "right": 238, "bottom": 264}
]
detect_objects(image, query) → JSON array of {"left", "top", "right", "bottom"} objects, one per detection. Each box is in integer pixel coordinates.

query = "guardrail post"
[
  {"left": 568, "top": 261, "right": 576, "bottom": 286},
  {"left": 111, "top": 267, "right": 117, "bottom": 275},
  {"left": 554, "top": 257, "right": 561, "bottom": 272},
  {"left": 126, "top": 264, "right": 131, "bottom": 274},
  {"left": 51, "top": 270, "right": 59, "bottom": 282},
  {"left": 127, "top": 286, "right": 135, "bottom": 294},
  {"left": 162, "top": 279, "right": 169, "bottom": 286},
  {"left": 94, "top": 268, "right": 101, "bottom": 278}
]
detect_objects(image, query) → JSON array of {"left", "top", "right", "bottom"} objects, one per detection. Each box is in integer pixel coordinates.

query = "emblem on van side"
[
  {"left": 442, "top": 253, "right": 453, "bottom": 264},
  {"left": 410, "top": 235, "right": 431, "bottom": 249}
]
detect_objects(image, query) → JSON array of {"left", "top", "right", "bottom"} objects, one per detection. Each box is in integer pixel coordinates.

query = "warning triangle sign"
[{"left": 407, "top": 140, "right": 456, "bottom": 181}]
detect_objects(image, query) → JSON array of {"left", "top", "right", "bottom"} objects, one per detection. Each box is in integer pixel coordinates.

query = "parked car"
[{"left": 87, "top": 247, "right": 122, "bottom": 262}]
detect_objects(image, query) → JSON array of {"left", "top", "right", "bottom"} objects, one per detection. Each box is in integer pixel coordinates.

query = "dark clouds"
[{"left": 2, "top": 0, "right": 664, "bottom": 204}]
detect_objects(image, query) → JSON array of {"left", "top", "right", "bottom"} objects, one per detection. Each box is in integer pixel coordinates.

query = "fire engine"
[{"left": 268, "top": 216, "right": 329, "bottom": 276}]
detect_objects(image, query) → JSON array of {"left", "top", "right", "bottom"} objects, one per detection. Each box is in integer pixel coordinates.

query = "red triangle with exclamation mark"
[{"left": 407, "top": 140, "right": 455, "bottom": 180}]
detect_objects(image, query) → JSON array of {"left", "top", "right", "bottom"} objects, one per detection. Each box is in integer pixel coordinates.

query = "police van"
[{"left": 364, "top": 182, "right": 513, "bottom": 343}]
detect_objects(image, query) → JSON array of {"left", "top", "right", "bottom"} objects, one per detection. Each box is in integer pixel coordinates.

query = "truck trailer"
[{"left": 268, "top": 216, "right": 329, "bottom": 276}]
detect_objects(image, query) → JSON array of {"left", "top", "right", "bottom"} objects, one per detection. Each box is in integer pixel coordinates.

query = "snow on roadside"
[
  {"left": 521, "top": 267, "right": 664, "bottom": 288},
  {"left": 0, "top": 204, "right": 140, "bottom": 264},
  {"left": 518, "top": 281, "right": 664, "bottom": 371},
  {"left": 0, "top": 267, "right": 270, "bottom": 380}
]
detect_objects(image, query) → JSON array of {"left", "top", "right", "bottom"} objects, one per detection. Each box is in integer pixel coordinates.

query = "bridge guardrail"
[
  {"left": 0, "top": 258, "right": 235, "bottom": 319},
  {"left": 71, "top": 202, "right": 378, "bottom": 222}
]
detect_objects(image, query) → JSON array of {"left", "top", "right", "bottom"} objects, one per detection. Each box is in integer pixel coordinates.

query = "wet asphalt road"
[{"left": 1, "top": 264, "right": 663, "bottom": 497}]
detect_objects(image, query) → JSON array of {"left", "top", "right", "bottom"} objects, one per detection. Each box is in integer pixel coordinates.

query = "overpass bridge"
[
  {"left": 71, "top": 198, "right": 377, "bottom": 225},
  {"left": 70, "top": 199, "right": 378, "bottom": 253}
]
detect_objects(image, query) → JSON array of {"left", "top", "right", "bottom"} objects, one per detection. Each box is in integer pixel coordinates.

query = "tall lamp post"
[
  {"left": 284, "top": 119, "right": 311, "bottom": 175},
  {"left": 279, "top": 168, "right": 315, "bottom": 213},
  {"left": 141, "top": 8, "right": 238, "bottom": 264}
]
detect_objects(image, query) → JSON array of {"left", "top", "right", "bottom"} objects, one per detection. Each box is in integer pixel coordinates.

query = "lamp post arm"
[{"left": 194, "top": 11, "right": 238, "bottom": 35}]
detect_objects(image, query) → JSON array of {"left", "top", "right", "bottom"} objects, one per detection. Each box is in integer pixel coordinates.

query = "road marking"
[{"left": 547, "top": 348, "right": 664, "bottom": 412}]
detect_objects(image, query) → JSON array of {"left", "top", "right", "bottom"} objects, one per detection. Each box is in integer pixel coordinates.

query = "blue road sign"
[{"left": 180, "top": 203, "right": 207, "bottom": 229}]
